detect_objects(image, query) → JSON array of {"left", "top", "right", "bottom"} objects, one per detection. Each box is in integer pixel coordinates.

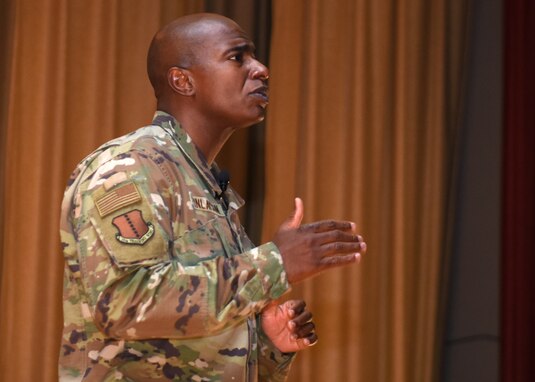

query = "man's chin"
[{"left": 238, "top": 109, "right": 267, "bottom": 128}]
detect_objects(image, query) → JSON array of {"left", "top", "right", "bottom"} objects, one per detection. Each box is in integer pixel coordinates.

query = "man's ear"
[{"left": 167, "top": 67, "right": 195, "bottom": 96}]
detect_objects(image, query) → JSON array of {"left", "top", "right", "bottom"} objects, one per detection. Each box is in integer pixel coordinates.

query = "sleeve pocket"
[{"left": 88, "top": 193, "right": 169, "bottom": 268}]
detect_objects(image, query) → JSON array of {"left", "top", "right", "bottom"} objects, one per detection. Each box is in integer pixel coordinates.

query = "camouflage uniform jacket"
[{"left": 59, "top": 111, "right": 293, "bottom": 381}]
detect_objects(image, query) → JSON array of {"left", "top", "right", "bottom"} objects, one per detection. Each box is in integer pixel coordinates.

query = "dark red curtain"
[{"left": 502, "top": 0, "right": 535, "bottom": 380}]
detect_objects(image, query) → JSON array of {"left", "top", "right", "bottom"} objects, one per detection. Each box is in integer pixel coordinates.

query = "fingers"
[
  {"left": 287, "top": 303, "right": 312, "bottom": 333},
  {"left": 285, "top": 299, "right": 306, "bottom": 318},
  {"left": 291, "top": 322, "right": 315, "bottom": 339},
  {"left": 319, "top": 241, "right": 366, "bottom": 257},
  {"left": 320, "top": 253, "right": 360, "bottom": 267},
  {"left": 313, "top": 230, "right": 361, "bottom": 245},
  {"left": 273, "top": 197, "right": 367, "bottom": 284},
  {"left": 302, "top": 332, "right": 318, "bottom": 346},
  {"left": 298, "top": 220, "right": 366, "bottom": 260},
  {"left": 302, "top": 229, "right": 365, "bottom": 259},
  {"left": 300, "top": 219, "right": 355, "bottom": 234},
  {"left": 288, "top": 310, "right": 312, "bottom": 328},
  {"left": 288, "top": 310, "right": 317, "bottom": 346},
  {"left": 275, "top": 298, "right": 318, "bottom": 349}
]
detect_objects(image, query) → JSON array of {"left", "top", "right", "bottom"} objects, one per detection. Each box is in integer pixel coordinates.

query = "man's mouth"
[{"left": 249, "top": 86, "right": 269, "bottom": 104}]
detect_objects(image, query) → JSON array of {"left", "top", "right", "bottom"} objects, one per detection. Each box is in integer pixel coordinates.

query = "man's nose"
[{"left": 249, "top": 59, "right": 269, "bottom": 81}]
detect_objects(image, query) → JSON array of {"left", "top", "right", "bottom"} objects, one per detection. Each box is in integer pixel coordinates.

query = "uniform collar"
[
  {"left": 151, "top": 111, "right": 245, "bottom": 210},
  {"left": 152, "top": 111, "right": 208, "bottom": 169}
]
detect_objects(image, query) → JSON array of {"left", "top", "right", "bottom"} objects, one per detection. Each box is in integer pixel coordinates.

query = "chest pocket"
[{"left": 173, "top": 215, "right": 241, "bottom": 266}]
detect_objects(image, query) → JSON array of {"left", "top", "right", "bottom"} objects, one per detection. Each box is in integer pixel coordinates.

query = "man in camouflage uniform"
[{"left": 59, "top": 13, "right": 366, "bottom": 381}]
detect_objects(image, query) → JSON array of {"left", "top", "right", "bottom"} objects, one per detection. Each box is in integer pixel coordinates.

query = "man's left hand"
[{"left": 261, "top": 299, "right": 317, "bottom": 353}]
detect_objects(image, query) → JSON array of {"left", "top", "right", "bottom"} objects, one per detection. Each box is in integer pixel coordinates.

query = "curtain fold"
[
  {"left": 0, "top": 1, "right": 206, "bottom": 381},
  {"left": 0, "top": 0, "right": 15, "bottom": 296},
  {"left": 0, "top": 1, "right": 274, "bottom": 380},
  {"left": 263, "top": 1, "right": 468, "bottom": 380}
]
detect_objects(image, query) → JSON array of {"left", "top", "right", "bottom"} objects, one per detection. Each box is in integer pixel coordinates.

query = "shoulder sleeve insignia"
[
  {"left": 112, "top": 209, "right": 154, "bottom": 245},
  {"left": 94, "top": 182, "right": 141, "bottom": 217}
]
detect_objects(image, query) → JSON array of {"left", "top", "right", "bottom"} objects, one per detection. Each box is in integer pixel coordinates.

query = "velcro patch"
[
  {"left": 112, "top": 209, "right": 154, "bottom": 245},
  {"left": 190, "top": 194, "right": 224, "bottom": 216},
  {"left": 94, "top": 182, "right": 141, "bottom": 217}
]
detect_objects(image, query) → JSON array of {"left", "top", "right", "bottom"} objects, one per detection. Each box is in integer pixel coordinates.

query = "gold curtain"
[
  {"left": 263, "top": 0, "right": 468, "bottom": 381},
  {"left": 0, "top": 1, "right": 206, "bottom": 381}
]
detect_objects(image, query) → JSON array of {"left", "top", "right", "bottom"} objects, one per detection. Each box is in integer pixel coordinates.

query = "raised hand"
[
  {"left": 272, "top": 197, "right": 367, "bottom": 284},
  {"left": 261, "top": 299, "right": 317, "bottom": 353}
]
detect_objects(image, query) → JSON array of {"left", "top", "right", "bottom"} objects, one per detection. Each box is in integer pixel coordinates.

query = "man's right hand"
[{"left": 272, "top": 197, "right": 367, "bottom": 284}]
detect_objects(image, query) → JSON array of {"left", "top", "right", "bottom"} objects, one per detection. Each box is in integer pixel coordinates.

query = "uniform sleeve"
[
  {"left": 74, "top": 148, "right": 290, "bottom": 340},
  {"left": 256, "top": 315, "right": 296, "bottom": 382}
]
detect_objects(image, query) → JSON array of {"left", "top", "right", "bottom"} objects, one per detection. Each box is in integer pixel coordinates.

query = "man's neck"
[
  {"left": 157, "top": 105, "right": 235, "bottom": 165},
  {"left": 182, "top": 121, "right": 234, "bottom": 165}
]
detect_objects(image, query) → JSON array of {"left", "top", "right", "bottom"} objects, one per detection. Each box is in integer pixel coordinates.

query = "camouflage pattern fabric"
[{"left": 59, "top": 111, "right": 294, "bottom": 381}]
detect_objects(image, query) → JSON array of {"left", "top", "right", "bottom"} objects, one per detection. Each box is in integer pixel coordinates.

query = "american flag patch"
[{"left": 94, "top": 182, "right": 141, "bottom": 217}]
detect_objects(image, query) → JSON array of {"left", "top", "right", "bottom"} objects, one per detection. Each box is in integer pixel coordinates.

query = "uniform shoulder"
[
  {"left": 88, "top": 125, "right": 172, "bottom": 163},
  {"left": 68, "top": 124, "right": 175, "bottom": 188},
  {"left": 105, "top": 124, "right": 170, "bottom": 152}
]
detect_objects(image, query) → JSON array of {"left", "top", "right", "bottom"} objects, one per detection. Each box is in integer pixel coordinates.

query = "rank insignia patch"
[
  {"left": 95, "top": 182, "right": 141, "bottom": 217},
  {"left": 112, "top": 209, "right": 155, "bottom": 245}
]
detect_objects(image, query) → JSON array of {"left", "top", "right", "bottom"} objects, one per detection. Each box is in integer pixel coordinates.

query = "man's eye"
[{"left": 230, "top": 53, "right": 244, "bottom": 63}]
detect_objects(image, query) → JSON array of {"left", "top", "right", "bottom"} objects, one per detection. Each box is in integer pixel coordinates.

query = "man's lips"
[{"left": 249, "top": 85, "right": 269, "bottom": 103}]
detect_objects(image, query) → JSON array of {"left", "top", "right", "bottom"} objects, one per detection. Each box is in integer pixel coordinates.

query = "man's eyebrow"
[{"left": 224, "top": 42, "right": 256, "bottom": 55}]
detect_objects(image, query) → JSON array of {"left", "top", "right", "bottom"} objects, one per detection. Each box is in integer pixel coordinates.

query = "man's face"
[{"left": 188, "top": 21, "right": 269, "bottom": 129}]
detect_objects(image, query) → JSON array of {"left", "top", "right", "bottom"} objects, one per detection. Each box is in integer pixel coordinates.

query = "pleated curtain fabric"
[
  {"left": 0, "top": 1, "right": 273, "bottom": 380},
  {"left": 263, "top": 1, "right": 468, "bottom": 381},
  {"left": 0, "top": 1, "right": 204, "bottom": 381}
]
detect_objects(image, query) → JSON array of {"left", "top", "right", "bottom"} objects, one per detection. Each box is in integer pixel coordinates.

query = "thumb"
[{"left": 286, "top": 197, "right": 304, "bottom": 228}]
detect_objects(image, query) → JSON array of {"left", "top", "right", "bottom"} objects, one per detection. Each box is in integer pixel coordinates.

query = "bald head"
[
  {"left": 147, "top": 13, "right": 243, "bottom": 99},
  {"left": 145, "top": 13, "right": 269, "bottom": 143}
]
